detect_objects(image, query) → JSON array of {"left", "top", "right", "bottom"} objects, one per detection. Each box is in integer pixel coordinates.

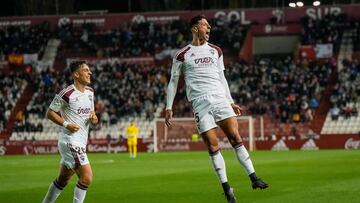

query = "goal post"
[{"left": 153, "top": 116, "right": 256, "bottom": 152}]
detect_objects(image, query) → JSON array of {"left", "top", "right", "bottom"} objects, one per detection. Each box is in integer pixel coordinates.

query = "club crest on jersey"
[
  {"left": 53, "top": 98, "right": 61, "bottom": 106},
  {"left": 210, "top": 49, "right": 215, "bottom": 55},
  {"left": 88, "top": 95, "right": 92, "bottom": 101}
]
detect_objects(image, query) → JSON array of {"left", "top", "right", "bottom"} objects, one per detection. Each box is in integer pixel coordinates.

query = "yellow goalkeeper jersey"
[{"left": 127, "top": 125, "right": 139, "bottom": 138}]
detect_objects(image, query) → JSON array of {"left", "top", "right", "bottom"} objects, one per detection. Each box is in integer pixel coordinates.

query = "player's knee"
[
  {"left": 79, "top": 173, "right": 93, "bottom": 186},
  {"left": 208, "top": 143, "right": 220, "bottom": 153},
  {"left": 227, "top": 132, "right": 242, "bottom": 145},
  {"left": 57, "top": 175, "right": 71, "bottom": 186}
]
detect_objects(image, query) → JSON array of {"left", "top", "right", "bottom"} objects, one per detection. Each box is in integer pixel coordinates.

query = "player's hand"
[
  {"left": 89, "top": 112, "right": 98, "bottom": 125},
  {"left": 165, "top": 109, "right": 173, "bottom": 127},
  {"left": 66, "top": 123, "right": 80, "bottom": 133},
  {"left": 231, "top": 103, "right": 244, "bottom": 116}
]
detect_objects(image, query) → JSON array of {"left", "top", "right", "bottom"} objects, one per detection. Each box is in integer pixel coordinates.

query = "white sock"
[
  {"left": 209, "top": 151, "right": 228, "bottom": 183},
  {"left": 234, "top": 144, "right": 255, "bottom": 175},
  {"left": 42, "top": 181, "right": 64, "bottom": 203},
  {"left": 73, "top": 183, "right": 88, "bottom": 203}
]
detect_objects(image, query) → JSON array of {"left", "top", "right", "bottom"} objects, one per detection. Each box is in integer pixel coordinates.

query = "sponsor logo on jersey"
[
  {"left": 210, "top": 49, "right": 215, "bottom": 55},
  {"left": 194, "top": 57, "right": 216, "bottom": 65},
  {"left": 77, "top": 107, "right": 91, "bottom": 115}
]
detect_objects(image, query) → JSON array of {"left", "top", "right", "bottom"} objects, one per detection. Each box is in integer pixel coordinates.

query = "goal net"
[{"left": 153, "top": 116, "right": 256, "bottom": 152}]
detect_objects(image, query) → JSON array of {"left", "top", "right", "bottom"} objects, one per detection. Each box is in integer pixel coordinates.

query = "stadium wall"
[
  {"left": 154, "top": 119, "right": 360, "bottom": 152},
  {"left": 0, "top": 139, "right": 153, "bottom": 156},
  {"left": 1, "top": 136, "right": 359, "bottom": 155}
]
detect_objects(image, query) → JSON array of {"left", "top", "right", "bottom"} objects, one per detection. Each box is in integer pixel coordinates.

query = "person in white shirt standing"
[
  {"left": 165, "top": 15, "right": 268, "bottom": 203},
  {"left": 42, "top": 60, "right": 98, "bottom": 203}
]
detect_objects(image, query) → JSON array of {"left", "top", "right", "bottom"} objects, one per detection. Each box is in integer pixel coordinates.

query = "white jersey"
[
  {"left": 49, "top": 84, "right": 94, "bottom": 145},
  {"left": 171, "top": 42, "right": 227, "bottom": 101}
]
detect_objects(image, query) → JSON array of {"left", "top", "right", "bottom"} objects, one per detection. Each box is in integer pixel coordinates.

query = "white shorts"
[
  {"left": 58, "top": 141, "right": 89, "bottom": 169},
  {"left": 191, "top": 94, "right": 236, "bottom": 134}
]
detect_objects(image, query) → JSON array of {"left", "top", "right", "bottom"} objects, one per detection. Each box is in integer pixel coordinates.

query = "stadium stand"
[
  {"left": 58, "top": 18, "right": 248, "bottom": 58},
  {"left": 1, "top": 8, "right": 360, "bottom": 146},
  {"left": 0, "top": 22, "right": 53, "bottom": 57},
  {"left": 321, "top": 59, "right": 360, "bottom": 134},
  {"left": 300, "top": 13, "right": 348, "bottom": 54},
  {"left": 172, "top": 58, "right": 333, "bottom": 124},
  {"left": 10, "top": 62, "right": 167, "bottom": 141},
  {"left": 6, "top": 16, "right": 249, "bottom": 141},
  {"left": 0, "top": 72, "right": 28, "bottom": 133}
]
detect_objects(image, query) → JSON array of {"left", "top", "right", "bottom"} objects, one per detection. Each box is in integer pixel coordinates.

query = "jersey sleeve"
[
  {"left": 91, "top": 92, "right": 95, "bottom": 111},
  {"left": 171, "top": 57, "right": 183, "bottom": 76},
  {"left": 49, "top": 94, "right": 65, "bottom": 112},
  {"left": 218, "top": 55, "right": 225, "bottom": 71}
]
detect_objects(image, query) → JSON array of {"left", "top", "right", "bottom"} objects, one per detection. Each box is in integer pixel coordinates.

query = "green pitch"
[{"left": 1, "top": 150, "right": 360, "bottom": 203}]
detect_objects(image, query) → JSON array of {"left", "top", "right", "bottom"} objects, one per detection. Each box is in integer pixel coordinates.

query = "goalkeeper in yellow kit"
[{"left": 126, "top": 120, "right": 139, "bottom": 158}]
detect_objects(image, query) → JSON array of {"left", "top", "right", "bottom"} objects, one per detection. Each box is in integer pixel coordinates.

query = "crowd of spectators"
[
  {"left": 300, "top": 13, "right": 348, "bottom": 53},
  {"left": 0, "top": 22, "right": 54, "bottom": 60},
  {"left": 172, "top": 58, "right": 333, "bottom": 123},
  {"left": 0, "top": 72, "right": 28, "bottom": 132},
  {"left": 329, "top": 59, "right": 360, "bottom": 120},
  {"left": 352, "top": 20, "right": 360, "bottom": 52},
  {"left": 14, "top": 61, "right": 168, "bottom": 132},
  {"left": 58, "top": 18, "right": 248, "bottom": 58},
  {"left": 12, "top": 68, "right": 62, "bottom": 133},
  {"left": 91, "top": 62, "right": 167, "bottom": 122},
  {"left": 4, "top": 14, "right": 358, "bottom": 135}
]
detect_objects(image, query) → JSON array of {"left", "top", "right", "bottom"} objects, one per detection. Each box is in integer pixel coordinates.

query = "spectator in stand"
[
  {"left": 330, "top": 105, "right": 340, "bottom": 120},
  {"left": 101, "top": 111, "right": 110, "bottom": 127}
]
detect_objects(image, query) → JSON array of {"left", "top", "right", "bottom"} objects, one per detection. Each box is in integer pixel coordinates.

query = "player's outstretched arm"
[
  {"left": 46, "top": 108, "right": 80, "bottom": 133},
  {"left": 165, "top": 73, "right": 180, "bottom": 127},
  {"left": 219, "top": 69, "right": 243, "bottom": 116},
  {"left": 166, "top": 52, "right": 183, "bottom": 127}
]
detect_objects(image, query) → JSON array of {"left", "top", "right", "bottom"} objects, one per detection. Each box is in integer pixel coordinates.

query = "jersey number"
[{"left": 194, "top": 112, "right": 201, "bottom": 129}]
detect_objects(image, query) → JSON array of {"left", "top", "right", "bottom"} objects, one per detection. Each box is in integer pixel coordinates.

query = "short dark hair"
[
  {"left": 70, "top": 60, "right": 87, "bottom": 73},
  {"left": 190, "top": 15, "right": 206, "bottom": 28}
]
